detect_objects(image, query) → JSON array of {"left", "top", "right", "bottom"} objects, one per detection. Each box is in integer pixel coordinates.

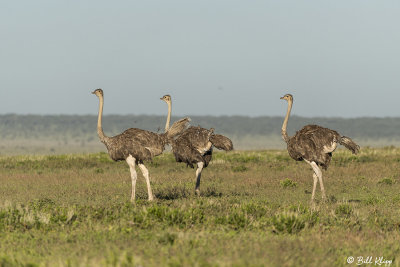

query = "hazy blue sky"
[{"left": 1, "top": 1, "right": 399, "bottom": 117}]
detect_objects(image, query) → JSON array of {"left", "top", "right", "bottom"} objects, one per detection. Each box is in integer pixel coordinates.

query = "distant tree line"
[{"left": 0, "top": 114, "right": 399, "bottom": 140}]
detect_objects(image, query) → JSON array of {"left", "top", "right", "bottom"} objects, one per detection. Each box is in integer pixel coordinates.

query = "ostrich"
[
  {"left": 92, "top": 89, "right": 190, "bottom": 202},
  {"left": 280, "top": 94, "right": 360, "bottom": 203},
  {"left": 160, "top": 94, "right": 233, "bottom": 195}
]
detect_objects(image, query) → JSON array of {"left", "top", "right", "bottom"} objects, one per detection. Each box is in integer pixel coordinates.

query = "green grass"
[
  {"left": 280, "top": 178, "right": 297, "bottom": 188},
  {"left": 0, "top": 147, "right": 400, "bottom": 266}
]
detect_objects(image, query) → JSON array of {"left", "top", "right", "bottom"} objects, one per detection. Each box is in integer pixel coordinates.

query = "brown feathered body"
[
  {"left": 171, "top": 126, "right": 233, "bottom": 168},
  {"left": 101, "top": 129, "right": 167, "bottom": 162},
  {"left": 100, "top": 117, "right": 191, "bottom": 163},
  {"left": 287, "top": 124, "right": 359, "bottom": 170},
  {"left": 280, "top": 93, "right": 359, "bottom": 202}
]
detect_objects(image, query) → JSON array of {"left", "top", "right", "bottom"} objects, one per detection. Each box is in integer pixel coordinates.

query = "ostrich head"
[
  {"left": 92, "top": 88, "right": 104, "bottom": 97},
  {"left": 160, "top": 94, "right": 171, "bottom": 103},
  {"left": 280, "top": 94, "right": 293, "bottom": 102}
]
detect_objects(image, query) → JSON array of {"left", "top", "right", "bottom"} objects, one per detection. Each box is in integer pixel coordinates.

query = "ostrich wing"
[
  {"left": 172, "top": 139, "right": 204, "bottom": 168},
  {"left": 122, "top": 128, "right": 166, "bottom": 157},
  {"left": 177, "top": 127, "right": 212, "bottom": 152},
  {"left": 295, "top": 125, "right": 340, "bottom": 150},
  {"left": 288, "top": 125, "right": 341, "bottom": 167},
  {"left": 106, "top": 128, "right": 166, "bottom": 161},
  {"left": 171, "top": 126, "right": 213, "bottom": 167},
  {"left": 171, "top": 126, "right": 232, "bottom": 168},
  {"left": 106, "top": 137, "right": 152, "bottom": 162},
  {"left": 287, "top": 133, "right": 317, "bottom": 161}
]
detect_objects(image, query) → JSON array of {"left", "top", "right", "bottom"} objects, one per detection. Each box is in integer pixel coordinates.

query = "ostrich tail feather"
[
  {"left": 210, "top": 134, "right": 233, "bottom": 151},
  {"left": 166, "top": 117, "right": 191, "bottom": 138},
  {"left": 340, "top": 136, "right": 360, "bottom": 154}
]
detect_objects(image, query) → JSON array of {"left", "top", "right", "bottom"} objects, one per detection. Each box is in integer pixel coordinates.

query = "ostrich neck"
[
  {"left": 97, "top": 95, "right": 109, "bottom": 143},
  {"left": 281, "top": 99, "right": 292, "bottom": 143},
  {"left": 164, "top": 101, "right": 172, "bottom": 132}
]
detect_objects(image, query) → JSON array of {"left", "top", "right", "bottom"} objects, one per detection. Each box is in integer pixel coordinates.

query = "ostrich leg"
[
  {"left": 195, "top": 162, "right": 204, "bottom": 196},
  {"left": 311, "top": 173, "right": 318, "bottom": 201},
  {"left": 309, "top": 161, "right": 326, "bottom": 200},
  {"left": 138, "top": 163, "right": 154, "bottom": 201},
  {"left": 317, "top": 172, "right": 326, "bottom": 200},
  {"left": 304, "top": 160, "right": 327, "bottom": 202},
  {"left": 126, "top": 155, "right": 137, "bottom": 202}
]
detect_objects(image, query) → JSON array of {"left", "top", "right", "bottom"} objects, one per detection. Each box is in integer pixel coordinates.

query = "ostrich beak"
[
  {"left": 280, "top": 96, "right": 284, "bottom": 99},
  {"left": 160, "top": 97, "right": 163, "bottom": 100}
]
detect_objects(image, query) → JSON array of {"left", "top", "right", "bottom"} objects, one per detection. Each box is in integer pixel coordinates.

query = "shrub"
[
  {"left": 378, "top": 177, "right": 395, "bottom": 185},
  {"left": 363, "top": 196, "right": 384, "bottom": 205},
  {"left": 232, "top": 165, "right": 248, "bottom": 172},
  {"left": 271, "top": 212, "right": 305, "bottom": 234},
  {"left": 158, "top": 232, "right": 178, "bottom": 245},
  {"left": 335, "top": 204, "right": 352, "bottom": 218},
  {"left": 155, "top": 186, "right": 190, "bottom": 200},
  {"left": 94, "top": 168, "right": 104, "bottom": 173},
  {"left": 280, "top": 178, "right": 297, "bottom": 188}
]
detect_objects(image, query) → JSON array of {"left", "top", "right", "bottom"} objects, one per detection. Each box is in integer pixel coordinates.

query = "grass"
[
  {"left": 280, "top": 178, "right": 298, "bottom": 188},
  {"left": 0, "top": 147, "right": 399, "bottom": 266}
]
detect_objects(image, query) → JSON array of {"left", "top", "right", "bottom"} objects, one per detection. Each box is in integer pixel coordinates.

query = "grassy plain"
[{"left": 0, "top": 148, "right": 399, "bottom": 266}]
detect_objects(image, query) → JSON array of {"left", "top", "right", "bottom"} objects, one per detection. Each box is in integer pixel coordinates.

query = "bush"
[
  {"left": 280, "top": 178, "right": 297, "bottom": 188},
  {"left": 378, "top": 177, "right": 395, "bottom": 185},
  {"left": 335, "top": 204, "right": 352, "bottom": 218},
  {"left": 232, "top": 165, "right": 248, "bottom": 172},
  {"left": 271, "top": 212, "right": 305, "bottom": 234}
]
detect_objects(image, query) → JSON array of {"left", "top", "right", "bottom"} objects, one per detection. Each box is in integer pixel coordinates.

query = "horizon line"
[{"left": 0, "top": 113, "right": 399, "bottom": 119}]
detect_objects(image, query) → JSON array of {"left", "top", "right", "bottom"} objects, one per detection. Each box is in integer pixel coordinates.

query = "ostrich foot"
[
  {"left": 310, "top": 200, "right": 317, "bottom": 211},
  {"left": 195, "top": 189, "right": 200, "bottom": 196},
  {"left": 310, "top": 197, "right": 317, "bottom": 207}
]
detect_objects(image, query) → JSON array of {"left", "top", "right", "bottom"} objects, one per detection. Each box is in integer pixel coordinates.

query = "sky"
[{"left": 1, "top": 1, "right": 399, "bottom": 117}]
